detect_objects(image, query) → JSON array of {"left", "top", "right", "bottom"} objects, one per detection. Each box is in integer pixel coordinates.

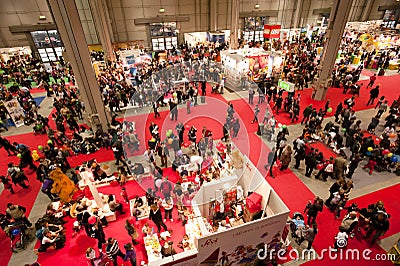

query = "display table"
[
  {"left": 129, "top": 196, "right": 150, "bottom": 220},
  {"left": 144, "top": 234, "right": 162, "bottom": 263}
]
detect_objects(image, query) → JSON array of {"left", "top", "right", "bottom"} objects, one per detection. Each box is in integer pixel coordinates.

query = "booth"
[
  {"left": 144, "top": 154, "right": 290, "bottom": 266},
  {"left": 0, "top": 46, "right": 31, "bottom": 62}
]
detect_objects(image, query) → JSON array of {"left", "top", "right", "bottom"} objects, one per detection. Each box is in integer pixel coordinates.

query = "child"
[
  {"left": 363, "top": 157, "right": 377, "bottom": 175},
  {"left": 333, "top": 226, "right": 348, "bottom": 251},
  {"left": 72, "top": 220, "right": 81, "bottom": 237},
  {"left": 121, "top": 187, "right": 129, "bottom": 203}
]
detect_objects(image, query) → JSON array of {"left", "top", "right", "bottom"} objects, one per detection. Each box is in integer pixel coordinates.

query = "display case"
[{"left": 144, "top": 234, "right": 162, "bottom": 263}]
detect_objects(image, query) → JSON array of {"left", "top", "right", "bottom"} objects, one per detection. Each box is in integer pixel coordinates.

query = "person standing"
[
  {"left": 248, "top": 86, "right": 254, "bottom": 105},
  {"left": 149, "top": 204, "right": 168, "bottom": 233},
  {"left": 160, "top": 177, "right": 172, "bottom": 198},
  {"left": 162, "top": 197, "right": 174, "bottom": 222},
  {"left": 153, "top": 102, "right": 160, "bottom": 118},
  {"left": 367, "top": 85, "right": 380, "bottom": 106},
  {"left": 301, "top": 104, "right": 313, "bottom": 125},
  {"left": 279, "top": 145, "right": 292, "bottom": 171},
  {"left": 304, "top": 149, "right": 317, "bottom": 177},
  {"left": 106, "top": 238, "right": 126, "bottom": 266},
  {"left": 124, "top": 219, "right": 139, "bottom": 245},
  {"left": 265, "top": 147, "right": 277, "bottom": 178}
]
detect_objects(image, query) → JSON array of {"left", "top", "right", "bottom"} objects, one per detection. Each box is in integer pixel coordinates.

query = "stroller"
[
  {"left": 289, "top": 212, "right": 306, "bottom": 243},
  {"left": 6, "top": 221, "right": 29, "bottom": 252}
]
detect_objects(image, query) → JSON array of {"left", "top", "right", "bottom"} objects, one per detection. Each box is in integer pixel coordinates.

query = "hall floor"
[{"left": 1, "top": 69, "right": 399, "bottom": 266}]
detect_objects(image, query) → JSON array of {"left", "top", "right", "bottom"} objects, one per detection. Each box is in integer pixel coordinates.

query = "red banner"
[{"left": 263, "top": 25, "right": 281, "bottom": 39}]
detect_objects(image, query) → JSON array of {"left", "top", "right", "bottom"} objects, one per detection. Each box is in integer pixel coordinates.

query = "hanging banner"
[
  {"left": 263, "top": 25, "right": 281, "bottom": 39},
  {"left": 3, "top": 99, "right": 25, "bottom": 127}
]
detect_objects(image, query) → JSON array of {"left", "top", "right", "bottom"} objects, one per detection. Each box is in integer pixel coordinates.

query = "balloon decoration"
[
  {"left": 388, "top": 153, "right": 393, "bottom": 158},
  {"left": 173, "top": 92, "right": 177, "bottom": 98},
  {"left": 389, "top": 133, "right": 396, "bottom": 138},
  {"left": 177, "top": 150, "right": 183, "bottom": 156},
  {"left": 327, "top": 107, "right": 333, "bottom": 113},
  {"left": 367, "top": 147, "right": 373, "bottom": 152},
  {"left": 11, "top": 228, "right": 21, "bottom": 236},
  {"left": 17, "top": 153, "right": 22, "bottom": 159},
  {"left": 391, "top": 156, "right": 398, "bottom": 163},
  {"left": 185, "top": 124, "right": 190, "bottom": 130},
  {"left": 167, "top": 138, "right": 173, "bottom": 145},
  {"left": 155, "top": 179, "right": 163, "bottom": 188},
  {"left": 166, "top": 130, "right": 172, "bottom": 137},
  {"left": 38, "top": 145, "right": 43, "bottom": 150},
  {"left": 183, "top": 142, "right": 189, "bottom": 148},
  {"left": 47, "top": 140, "right": 53, "bottom": 145},
  {"left": 366, "top": 151, "right": 372, "bottom": 156},
  {"left": 282, "top": 125, "right": 287, "bottom": 129},
  {"left": 382, "top": 149, "right": 390, "bottom": 155},
  {"left": 341, "top": 128, "right": 346, "bottom": 133}
]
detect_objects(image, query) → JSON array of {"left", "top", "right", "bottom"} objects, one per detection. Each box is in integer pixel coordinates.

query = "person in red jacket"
[{"left": 363, "top": 157, "right": 377, "bottom": 175}]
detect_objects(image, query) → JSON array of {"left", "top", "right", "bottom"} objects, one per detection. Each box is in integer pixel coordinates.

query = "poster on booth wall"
[
  {"left": 263, "top": 25, "right": 281, "bottom": 39},
  {"left": 197, "top": 213, "right": 288, "bottom": 266},
  {"left": 3, "top": 99, "right": 25, "bottom": 127}
]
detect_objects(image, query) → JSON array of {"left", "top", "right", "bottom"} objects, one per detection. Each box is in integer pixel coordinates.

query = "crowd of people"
[{"left": 0, "top": 28, "right": 398, "bottom": 265}]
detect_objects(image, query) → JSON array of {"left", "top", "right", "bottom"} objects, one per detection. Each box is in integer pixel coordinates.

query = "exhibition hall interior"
[{"left": 1, "top": 0, "right": 400, "bottom": 265}]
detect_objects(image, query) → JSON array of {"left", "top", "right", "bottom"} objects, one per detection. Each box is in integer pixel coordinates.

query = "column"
[
  {"left": 312, "top": 0, "right": 354, "bottom": 101},
  {"left": 292, "top": 0, "right": 304, "bottom": 29},
  {"left": 229, "top": 0, "right": 240, "bottom": 49},
  {"left": 47, "top": 0, "right": 110, "bottom": 131},
  {"left": 88, "top": 0, "right": 116, "bottom": 62},
  {"left": 209, "top": 0, "right": 217, "bottom": 32},
  {"left": 361, "top": 0, "right": 374, "bottom": 22}
]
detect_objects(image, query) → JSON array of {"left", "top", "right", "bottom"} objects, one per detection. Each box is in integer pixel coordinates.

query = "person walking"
[
  {"left": 265, "top": 147, "right": 277, "bottom": 178},
  {"left": 279, "top": 145, "right": 292, "bottom": 171},
  {"left": 251, "top": 105, "right": 260, "bottom": 124},
  {"left": 123, "top": 243, "right": 137, "bottom": 266},
  {"left": 6, "top": 203, "right": 32, "bottom": 227},
  {"left": 106, "top": 238, "right": 126, "bottom": 266},
  {"left": 153, "top": 102, "right": 160, "bottom": 118},
  {"left": 248, "top": 86, "right": 254, "bottom": 105},
  {"left": 304, "top": 149, "right": 317, "bottom": 177}
]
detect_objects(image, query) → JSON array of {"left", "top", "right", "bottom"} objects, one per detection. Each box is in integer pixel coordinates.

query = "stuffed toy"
[{"left": 50, "top": 168, "right": 77, "bottom": 203}]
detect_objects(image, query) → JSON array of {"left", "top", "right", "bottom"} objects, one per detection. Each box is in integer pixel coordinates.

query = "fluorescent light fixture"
[
  {"left": 254, "top": 4, "right": 260, "bottom": 9},
  {"left": 159, "top": 8, "right": 165, "bottom": 13},
  {"left": 39, "top": 15, "right": 46, "bottom": 20}
]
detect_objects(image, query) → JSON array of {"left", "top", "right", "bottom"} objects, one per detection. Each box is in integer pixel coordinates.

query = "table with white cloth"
[{"left": 143, "top": 234, "right": 162, "bottom": 262}]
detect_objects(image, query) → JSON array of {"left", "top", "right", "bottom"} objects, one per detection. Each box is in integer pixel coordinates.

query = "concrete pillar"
[
  {"left": 361, "top": 0, "right": 374, "bottom": 22},
  {"left": 88, "top": 0, "right": 116, "bottom": 62},
  {"left": 292, "top": 0, "right": 303, "bottom": 28},
  {"left": 47, "top": 0, "right": 110, "bottom": 131},
  {"left": 209, "top": 0, "right": 217, "bottom": 32},
  {"left": 312, "top": 0, "right": 354, "bottom": 101},
  {"left": 229, "top": 0, "right": 240, "bottom": 49}
]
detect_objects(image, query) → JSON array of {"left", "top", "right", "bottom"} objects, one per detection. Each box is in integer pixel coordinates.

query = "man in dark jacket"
[
  {"left": 367, "top": 85, "right": 380, "bottom": 106},
  {"left": 301, "top": 104, "right": 313, "bottom": 125},
  {"left": 365, "top": 212, "right": 390, "bottom": 244},
  {"left": 304, "top": 149, "right": 316, "bottom": 177},
  {"left": 149, "top": 204, "right": 168, "bottom": 233},
  {"left": 265, "top": 147, "right": 277, "bottom": 178}
]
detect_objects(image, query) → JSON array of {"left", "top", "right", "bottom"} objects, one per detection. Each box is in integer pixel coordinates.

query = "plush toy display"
[{"left": 50, "top": 168, "right": 77, "bottom": 203}]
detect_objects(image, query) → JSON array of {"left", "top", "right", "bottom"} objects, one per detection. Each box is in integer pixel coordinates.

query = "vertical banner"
[
  {"left": 3, "top": 99, "right": 25, "bottom": 127},
  {"left": 264, "top": 25, "right": 281, "bottom": 39}
]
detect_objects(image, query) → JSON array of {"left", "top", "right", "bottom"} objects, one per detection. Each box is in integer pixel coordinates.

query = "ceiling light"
[
  {"left": 159, "top": 8, "right": 165, "bottom": 13},
  {"left": 39, "top": 15, "right": 46, "bottom": 20},
  {"left": 254, "top": 4, "right": 260, "bottom": 9}
]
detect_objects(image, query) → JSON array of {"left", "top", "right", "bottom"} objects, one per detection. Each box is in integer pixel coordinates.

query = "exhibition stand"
[{"left": 144, "top": 154, "right": 290, "bottom": 266}]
